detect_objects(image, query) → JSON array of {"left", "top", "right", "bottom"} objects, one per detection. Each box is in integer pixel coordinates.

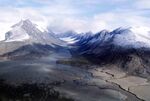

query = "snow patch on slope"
[
  {"left": 60, "top": 37, "right": 78, "bottom": 44},
  {"left": 5, "top": 26, "right": 30, "bottom": 42},
  {"left": 4, "top": 19, "right": 48, "bottom": 42}
]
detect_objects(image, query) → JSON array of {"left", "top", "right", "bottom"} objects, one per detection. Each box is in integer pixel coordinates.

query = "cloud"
[
  {"left": 134, "top": 0, "right": 150, "bottom": 9},
  {"left": 48, "top": 11, "right": 150, "bottom": 33},
  {"left": 93, "top": 12, "right": 150, "bottom": 31},
  {"left": 0, "top": 0, "right": 81, "bottom": 39},
  {"left": 0, "top": 0, "right": 149, "bottom": 40}
]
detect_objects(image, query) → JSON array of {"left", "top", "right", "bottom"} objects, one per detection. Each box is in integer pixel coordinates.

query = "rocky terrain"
[{"left": 0, "top": 56, "right": 144, "bottom": 101}]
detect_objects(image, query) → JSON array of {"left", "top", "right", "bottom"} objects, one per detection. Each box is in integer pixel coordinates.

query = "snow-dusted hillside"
[
  {"left": 0, "top": 19, "right": 67, "bottom": 57},
  {"left": 113, "top": 27, "right": 150, "bottom": 48},
  {"left": 4, "top": 19, "right": 66, "bottom": 47},
  {"left": 71, "top": 27, "right": 150, "bottom": 49}
]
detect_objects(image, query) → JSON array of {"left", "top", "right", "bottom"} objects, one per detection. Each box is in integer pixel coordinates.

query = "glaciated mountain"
[
  {"left": 4, "top": 19, "right": 66, "bottom": 46},
  {"left": 0, "top": 19, "right": 67, "bottom": 58},
  {"left": 74, "top": 27, "right": 150, "bottom": 52},
  {"left": 112, "top": 27, "right": 150, "bottom": 48}
]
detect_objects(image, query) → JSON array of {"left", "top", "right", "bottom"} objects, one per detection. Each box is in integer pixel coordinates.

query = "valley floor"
[
  {"left": 0, "top": 53, "right": 149, "bottom": 101},
  {"left": 89, "top": 67, "right": 150, "bottom": 101}
]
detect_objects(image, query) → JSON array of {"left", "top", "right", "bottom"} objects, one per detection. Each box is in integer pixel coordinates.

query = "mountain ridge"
[{"left": 0, "top": 19, "right": 67, "bottom": 58}]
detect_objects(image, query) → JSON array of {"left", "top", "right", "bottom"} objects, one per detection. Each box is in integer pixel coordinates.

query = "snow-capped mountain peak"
[
  {"left": 71, "top": 26, "right": 150, "bottom": 50},
  {"left": 12, "top": 19, "right": 33, "bottom": 28},
  {"left": 5, "top": 19, "right": 46, "bottom": 42},
  {"left": 113, "top": 26, "right": 150, "bottom": 48},
  {"left": 3, "top": 19, "right": 67, "bottom": 47},
  {"left": 5, "top": 20, "right": 30, "bottom": 42}
]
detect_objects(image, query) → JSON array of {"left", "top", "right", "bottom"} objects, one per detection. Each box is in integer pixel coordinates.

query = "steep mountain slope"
[
  {"left": 0, "top": 19, "right": 67, "bottom": 59},
  {"left": 69, "top": 27, "right": 150, "bottom": 78},
  {"left": 73, "top": 27, "right": 150, "bottom": 55}
]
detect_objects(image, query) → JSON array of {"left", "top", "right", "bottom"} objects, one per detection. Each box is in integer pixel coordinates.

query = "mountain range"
[
  {"left": 0, "top": 19, "right": 150, "bottom": 78},
  {"left": 61, "top": 26, "right": 150, "bottom": 78}
]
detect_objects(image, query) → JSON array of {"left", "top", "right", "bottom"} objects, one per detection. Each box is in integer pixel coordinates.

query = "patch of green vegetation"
[{"left": 56, "top": 57, "right": 91, "bottom": 67}]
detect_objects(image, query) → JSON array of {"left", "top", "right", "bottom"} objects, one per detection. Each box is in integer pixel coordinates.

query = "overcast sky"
[{"left": 0, "top": 0, "right": 150, "bottom": 39}]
